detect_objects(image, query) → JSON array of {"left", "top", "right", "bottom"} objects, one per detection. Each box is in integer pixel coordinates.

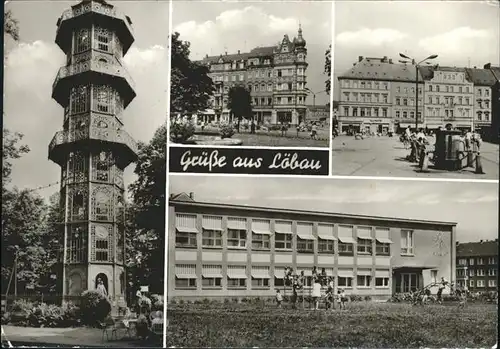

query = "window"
[
  {"left": 403, "top": 111, "right": 407, "bottom": 119},
  {"left": 93, "top": 225, "right": 110, "bottom": 262},
  {"left": 252, "top": 233, "right": 270, "bottom": 250},
  {"left": 252, "top": 278, "right": 269, "bottom": 287},
  {"left": 94, "top": 85, "right": 113, "bottom": 113},
  {"left": 67, "top": 226, "right": 86, "bottom": 263},
  {"left": 175, "top": 214, "right": 198, "bottom": 248},
  {"left": 400, "top": 230, "right": 414, "bottom": 255},
  {"left": 431, "top": 270, "right": 438, "bottom": 283},
  {"left": 469, "top": 280, "right": 474, "bottom": 287},
  {"left": 344, "top": 107, "right": 349, "bottom": 116},
  {"left": 74, "top": 28, "right": 90, "bottom": 53},
  {"left": 338, "top": 276, "right": 353, "bottom": 288},
  {"left": 477, "top": 280, "right": 485, "bottom": 287},
  {"left": 488, "top": 257, "right": 496, "bottom": 264},
  {"left": 227, "top": 265, "right": 247, "bottom": 288},
  {"left": 338, "top": 225, "right": 355, "bottom": 256},
  {"left": 202, "top": 265, "right": 222, "bottom": 288},
  {"left": 376, "top": 241, "right": 390, "bottom": 255},
  {"left": 297, "top": 237, "right": 314, "bottom": 252},
  {"left": 202, "top": 229, "right": 222, "bottom": 247},
  {"left": 297, "top": 223, "right": 314, "bottom": 253},
  {"left": 469, "top": 258, "right": 474, "bottom": 265},
  {"left": 95, "top": 27, "right": 111, "bottom": 52},
  {"left": 477, "top": 258, "right": 484, "bottom": 265},
  {"left": 477, "top": 269, "right": 485, "bottom": 276},
  {"left": 396, "top": 98, "right": 401, "bottom": 106},
  {"left": 227, "top": 217, "right": 246, "bottom": 248},
  {"left": 396, "top": 111, "right": 400, "bottom": 118},
  {"left": 94, "top": 151, "right": 110, "bottom": 182},
  {"left": 469, "top": 269, "right": 475, "bottom": 277},
  {"left": 357, "top": 273, "right": 371, "bottom": 288},
  {"left": 275, "top": 233, "right": 292, "bottom": 249},
  {"left": 458, "top": 258, "right": 467, "bottom": 266},
  {"left": 175, "top": 264, "right": 196, "bottom": 288},
  {"left": 94, "top": 189, "right": 110, "bottom": 221},
  {"left": 488, "top": 280, "right": 496, "bottom": 287},
  {"left": 70, "top": 85, "right": 90, "bottom": 114},
  {"left": 357, "top": 238, "right": 372, "bottom": 254},
  {"left": 375, "top": 277, "right": 389, "bottom": 287},
  {"left": 488, "top": 269, "right": 497, "bottom": 276}
]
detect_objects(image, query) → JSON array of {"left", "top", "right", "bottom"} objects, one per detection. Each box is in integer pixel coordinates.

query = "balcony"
[
  {"left": 52, "top": 58, "right": 136, "bottom": 108},
  {"left": 55, "top": 1, "right": 134, "bottom": 55},
  {"left": 48, "top": 127, "right": 138, "bottom": 167}
]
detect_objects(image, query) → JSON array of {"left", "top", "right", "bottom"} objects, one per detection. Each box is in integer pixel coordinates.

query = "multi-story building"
[
  {"left": 456, "top": 239, "right": 498, "bottom": 292},
  {"left": 337, "top": 56, "right": 394, "bottom": 134},
  {"left": 485, "top": 63, "right": 500, "bottom": 143},
  {"left": 168, "top": 192, "right": 457, "bottom": 301},
  {"left": 306, "top": 104, "right": 329, "bottom": 125},
  {"left": 196, "top": 26, "right": 308, "bottom": 126},
  {"left": 465, "top": 67, "right": 496, "bottom": 134},
  {"left": 419, "top": 66, "right": 475, "bottom": 131},
  {"left": 392, "top": 69, "right": 424, "bottom": 132}
]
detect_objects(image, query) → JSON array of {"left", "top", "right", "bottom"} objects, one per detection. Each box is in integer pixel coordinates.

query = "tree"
[
  {"left": 127, "top": 124, "right": 166, "bottom": 294},
  {"left": 4, "top": 9, "right": 20, "bottom": 41},
  {"left": 170, "top": 32, "right": 215, "bottom": 117},
  {"left": 3, "top": 128, "right": 29, "bottom": 190},
  {"left": 227, "top": 85, "right": 253, "bottom": 133},
  {"left": 324, "top": 44, "right": 331, "bottom": 99}
]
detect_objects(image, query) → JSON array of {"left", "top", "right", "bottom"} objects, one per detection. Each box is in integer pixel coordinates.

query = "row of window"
[
  {"left": 476, "top": 111, "right": 491, "bottom": 122},
  {"left": 475, "top": 88, "right": 491, "bottom": 97},
  {"left": 427, "top": 95, "right": 472, "bottom": 106},
  {"left": 210, "top": 67, "right": 306, "bottom": 83},
  {"left": 395, "top": 110, "right": 422, "bottom": 120},
  {"left": 395, "top": 97, "right": 422, "bottom": 106},
  {"left": 457, "top": 268, "right": 497, "bottom": 277},
  {"left": 210, "top": 58, "right": 276, "bottom": 72},
  {"left": 469, "top": 279, "right": 496, "bottom": 288},
  {"left": 457, "top": 257, "right": 497, "bottom": 266},
  {"left": 428, "top": 84, "right": 471, "bottom": 94},
  {"left": 342, "top": 92, "right": 389, "bottom": 104},
  {"left": 395, "top": 86, "right": 422, "bottom": 94},
  {"left": 74, "top": 27, "right": 114, "bottom": 55},
  {"left": 175, "top": 264, "right": 390, "bottom": 289},
  {"left": 424, "top": 108, "right": 471, "bottom": 119},
  {"left": 66, "top": 225, "right": 123, "bottom": 263},
  {"left": 69, "top": 85, "right": 121, "bottom": 115},
  {"left": 341, "top": 80, "right": 389, "bottom": 90},
  {"left": 343, "top": 107, "right": 389, "bottom": 118}
]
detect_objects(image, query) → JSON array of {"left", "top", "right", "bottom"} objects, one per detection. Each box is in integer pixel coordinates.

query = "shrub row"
[{"left": 169, "top": 295, "right": 372, "bottom": 305}]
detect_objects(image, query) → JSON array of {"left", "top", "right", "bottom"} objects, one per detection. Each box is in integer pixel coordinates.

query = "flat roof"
[{"left": 169, "top": 199, "right": 457, "bottom": 227}]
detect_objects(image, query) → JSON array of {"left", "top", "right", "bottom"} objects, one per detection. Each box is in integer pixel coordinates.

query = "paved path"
[
  {"left": 1, "top": 325, "right": 160, "bottom": 347},
  {"left": 332, "top": 135, "right": 499, "bottom": 179}
]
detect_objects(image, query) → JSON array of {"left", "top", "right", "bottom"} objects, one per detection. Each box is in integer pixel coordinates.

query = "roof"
[
  {"left": 169, "top": 197, "right": 458, "bottom": 228},
  {"left": 339, "top": 57, "right": 423, "bottom": 82},
  {"left": 465, "top": 68, "right": 497, "bottom": 86},
  {"left": 170, "top": 192, "right": 195, "bottom": 202},
  {"left": 199, "top": 45, "right": 277, "bottom": 64},
  {"left": 456, "top": 240, "right": 499, "bottom": 257},
  {"left": 489, "top": 66, "right": 500, "bottom": 82},
  {"left": 418, "top": 65, "right": 472, "bottom": 82}
]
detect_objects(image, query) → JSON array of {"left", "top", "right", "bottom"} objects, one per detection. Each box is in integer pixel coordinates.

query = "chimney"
[
  {"left": 189, "top": 192, "right": 194, "bottom": 200},
  {"left": 358, "top": 56, "right": 363, "bottom": 62},
  {"left": 238, "top": 50, "right": 240, "bottom": 55},
  {"left": 484, "top": 63, "right": 491, "bottom": 69}
]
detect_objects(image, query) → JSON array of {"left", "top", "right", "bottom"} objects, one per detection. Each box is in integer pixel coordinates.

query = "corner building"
[
  {"left": 48, "top": 0, "right": 137, "bottom": 308},
  {"left": 456, "top": 240, "right": 498, "bottom": 292},
  {"left": 167, "top": 193, "right": 456, "bottom": 301},
  {"left": 197, "top": 26, "right": 308, "bottom": 126}
]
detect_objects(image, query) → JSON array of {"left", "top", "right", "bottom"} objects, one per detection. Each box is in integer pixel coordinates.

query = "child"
[
  {"left": 312, "top": 279, "right": 321, "bottom": 310},
  {"left": 339, "top": 289, "right": 347, "bottom": 310},
  {"left": 276, "top": 289, "right": 283, "bottom": 308}
]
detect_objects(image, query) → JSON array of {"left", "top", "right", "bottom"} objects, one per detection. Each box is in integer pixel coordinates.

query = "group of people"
[{"left": 275, "top": 267, "right": 349, "bottom": 310}]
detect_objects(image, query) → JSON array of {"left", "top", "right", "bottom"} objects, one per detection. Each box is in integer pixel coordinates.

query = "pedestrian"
[
  {"left": 276, "top": 289, "right": 283, "bottom": 308},
  {"left": 291, "top": 277, "right": 298, "bottom": 309},
  {"left": 437, "top": 277, "right": 448, "bottom": 304},
  {"left": 250, "top": 119, "right": 256, "bottom": 134},
  {"left": 311, "top": 123, "right": 318, "bottom": 140},
  {"left": 312, "top": 279, "right": 322, "bottom": 310}
]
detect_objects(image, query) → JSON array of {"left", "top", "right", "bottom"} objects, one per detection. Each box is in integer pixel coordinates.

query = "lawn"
[
  {"left": 234, "top": 131, "right": 329, "bottom": 147},
  {"left": 165, "top": 301, "right": 497, "bottom": 347}
]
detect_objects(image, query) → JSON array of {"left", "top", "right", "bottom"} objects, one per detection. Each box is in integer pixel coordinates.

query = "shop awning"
[
  {"left": 376, "top": 237, "right": 393, "bottom": 244},
  {"left": 317, "top": 233, "right": 337, "bottom": 240},
  {"left": 251, "top": 270, "right": 270, "bottom": 278},
  {"left": 356, "top": 269, "right": 372, "bottom": 276},
  {"left": 202, "top": 271, "right": 222, "bottom": 278},
  {"left": 227, "top": 270, "right": 247, "bottom": 279},
  {"left": 375, "top": 270, "right": 390, "bottom": 278},
  {"left": 175, "top": 274, "right": 195, "bottom": 279},
  {"left": 227, "top": 219, "right": 246, "bottom": 230},
  {"left": 338, "top": 236, "right": 356, "bottom": 244},
  {"left": 252, "top": 229, "right": 272, "bottom": 235},
  {"left": 297, "top": 232, "right": 315, "bottom": 240},
  {"left": 337, "top": 269, "right": 354, "bottom": 278},
  {"left": 175, "top": 226, "right": 198, "bottom": 233},
  {"left": 357, "top": 228, "right": 373, "bottom": 240}
]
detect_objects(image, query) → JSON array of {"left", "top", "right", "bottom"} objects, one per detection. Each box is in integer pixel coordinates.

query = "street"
[{"left": 332, "top": 135, "right": 499, "bottom": 179}]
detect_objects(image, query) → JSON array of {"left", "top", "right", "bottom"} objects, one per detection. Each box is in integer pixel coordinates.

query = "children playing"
[{"left": 276, "top": 289, "right": 283, "bottom": 308}]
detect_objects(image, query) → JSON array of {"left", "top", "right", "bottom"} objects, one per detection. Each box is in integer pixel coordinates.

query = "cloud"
[
  {"left": 124, "top": 45, "right": 166, "bottom": 69},
  {"left": 418, "top": 27, "right": 492, "bottom": 55},
  {"left": 336, "top": 28, "right": 408, "bottom": 47}
]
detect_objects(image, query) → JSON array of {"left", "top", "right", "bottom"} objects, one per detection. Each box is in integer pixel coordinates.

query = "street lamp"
[
  {"left": 399, "top": 53, "right": 438, "bottom": 130},
  {"left": 305, "top": 88, "right": 328, "bottom": 124}
]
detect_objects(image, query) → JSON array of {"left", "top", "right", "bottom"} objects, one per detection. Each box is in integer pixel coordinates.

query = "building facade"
[
  {"left": 337, "top": 56, "right": 500, "bottom": 133},
  {"left": 306, "top": 104, "right": 329, "bottom": 124},
  {"left": 168, "top": 193, "right": 456, "bottom": 301},
  {"left": 420, "top": 66, "right": 475, "bottom": 131},
  {"left": 49, "top": 0, "right": 137, "bottom": 308},
  {"left": 485, "top": 64, "right": 500, "bottom": 143},
  {"left": 197, "top": 26, "right": 308, "bottom": 126},
  {"left": 456, "top": 240, "right": 498, "bottom": 292}
]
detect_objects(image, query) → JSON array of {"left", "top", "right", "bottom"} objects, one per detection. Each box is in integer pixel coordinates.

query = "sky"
[
  {"left": 169, "top": 175, "right": 498, "bottom": 243},
  {"left": 333, "top": 0, "right": 500, "bottom": 99},
  {"left": 4, "top": 0, "right": 169, "bottom": 201},
  {"left": 172, "top": 1, "right": 332, "bottom": 105}
]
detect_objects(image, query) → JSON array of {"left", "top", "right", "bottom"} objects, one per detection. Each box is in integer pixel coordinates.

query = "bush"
[
  {"left": 6, "top": 300, "right": 80, "bottom": 328},
  {"left": 1, "top": 312, "right": 11, "bottom": 325},
  {"left": 170, "top": 117, "right": 196, "bottom": 143},
  {"left": 364, "top": 296, "right": 372, "bottom": 302},
  {"left": 219, "top": 124, "right": 235, "bottom": 139},
  {"left": 224, "top": 298, "right": 230, "bottom": 304},
  {"left": 202, "top": 298, "right": 210, "bottom": 304},
  {"left": 151, "top": 294, "right": 164, "bottom": 311},
  {"left": 80, "top": 290, "right": 111, "bottom": 326},
  {"left": 349, "top": 295, "right": 363, "bottom": 302}
]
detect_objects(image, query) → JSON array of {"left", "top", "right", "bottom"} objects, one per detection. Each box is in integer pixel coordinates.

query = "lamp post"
[
  {"left": 399, "top": 53, "right": 438, "bottom": 130},
  {"left": 305, "top": 88, "right": 327, "bottom": 123}
]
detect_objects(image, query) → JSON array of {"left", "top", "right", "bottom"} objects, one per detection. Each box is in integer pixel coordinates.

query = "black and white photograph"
[
  {"left": 169, "top": 1, "right": 332, "bottom": 148},
  {"left": 166, "top": 175, "right": 498, "bottom": 348},
  {"left": 332, "top": 1, "right": 499, "bottom": 179},
  {"left": 2, "top": 1, "right": 167, "bottom": 346}
]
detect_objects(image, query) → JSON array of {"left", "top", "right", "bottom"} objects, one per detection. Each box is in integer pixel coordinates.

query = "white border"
[
  {"left": 329, "top": 0, "right": 335, "bottom": 176},
  {"left": 169, "top": 144, "right": 329, "bottom": 151},
  {"left": 163, "top": 0, "right": 173, "bottom": 346}
]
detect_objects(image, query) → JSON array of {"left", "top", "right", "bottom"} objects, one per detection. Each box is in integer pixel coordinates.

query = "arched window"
[
  {"left": 93, "top": 151, "right": 111, "bottom": 182},
  {"left": 92, "top": 225, "right": 111, "bottom": 262},
  {"left": 75, "top": 28, "right": 90, "bottom": 53},
  {"left": 94, "top": 189, "right": 111, "bottom": 221},
  {"left": 93, "top": 85, "right": 113, "bottom": 113},
  {"left": 70, "top": 85, "right": 90, "bottom": 114},
  {"left": 72, "top": 190, "right": 86, "bottom": 220}
]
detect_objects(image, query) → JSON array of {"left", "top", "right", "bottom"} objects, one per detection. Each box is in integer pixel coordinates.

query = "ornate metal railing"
[
  {"left": 57, "top": 1, "right": 134, "bottom": 36},
  {"left": 52, "top": 58, "right": 135, "bottom": 92},
  {"left": 49, "top": 128, "right": 138, "bottom": 155}
]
